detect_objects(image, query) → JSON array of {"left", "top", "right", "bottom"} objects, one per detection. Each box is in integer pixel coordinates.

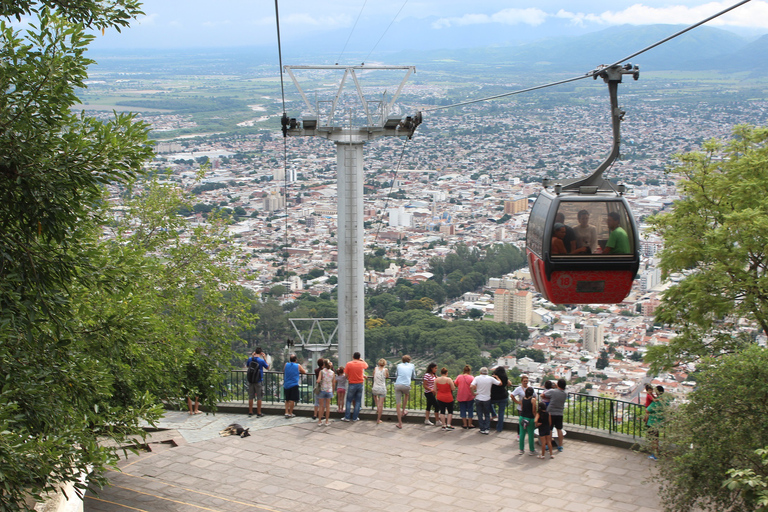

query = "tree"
[
  {"left": 0, "top": 2, "right": 151, "bottom": 507},
  {"left": 1, "top": 2, "right": 253, "bottom": 508},
  {"left": 647, "top": 126, "right": 768, "bottom": 372},
  {"left": 596, "top": 350, "right": 610, "bottom": 370},
  {"left": 654, "top": 346, "right": 768, "bottom": 512}
]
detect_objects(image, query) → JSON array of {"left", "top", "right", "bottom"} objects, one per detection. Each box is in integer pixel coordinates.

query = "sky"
[{"left": 86, "top": 0, "right": 768, "bottom": 56}]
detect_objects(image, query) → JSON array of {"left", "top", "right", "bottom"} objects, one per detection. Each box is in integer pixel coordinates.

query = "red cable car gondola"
[{"left": 526, "top": 64, "right": 640, "bottom": 304}]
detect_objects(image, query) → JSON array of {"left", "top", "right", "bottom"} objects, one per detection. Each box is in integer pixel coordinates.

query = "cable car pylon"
[{"left": 281, "top": 65, "right": 420, "bottom": 365}]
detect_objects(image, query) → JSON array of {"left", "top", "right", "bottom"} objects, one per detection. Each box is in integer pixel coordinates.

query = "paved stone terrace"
[{"left": 84, "top": 410, "right": 662, "bottom": 512}]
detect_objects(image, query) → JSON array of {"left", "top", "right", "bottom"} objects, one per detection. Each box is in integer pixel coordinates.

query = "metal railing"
[{"left": 222, "top": 370, "right": 647, "bottom": 438}]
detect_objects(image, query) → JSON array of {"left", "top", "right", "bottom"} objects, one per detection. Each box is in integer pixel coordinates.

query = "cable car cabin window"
[
  {"left": 552, "top": 201, "right": 635, "bottom": 256},
  {"left": 526, "top": 194, "right": 551, "bottom": 256}
]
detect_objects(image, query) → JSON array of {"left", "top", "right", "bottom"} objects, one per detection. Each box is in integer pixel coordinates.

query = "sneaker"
[
  {"left": 557, "top": 446, "right": 563, "bottom": 453},
  {"left": 519, "top": 450, "right": 525, "bottom": 455},
  {"left": 248, "top": 413, "right": 253, "bottom": 418},
  {"left": 436, "top": 420, "right": 443, "bottom": 426},
  {"left": 353, "top": 418, "right": 360, "bottom": 421},
  {"left": 341, "top": 417, "right": 350, "bottom": 422},
  {"left": 480, "top": 430, "right": 489, "bottom": 435},
  {"left": 445, "top": 426, "right": 455, "bottom": 430},
  {"left": 649, "top": 455, "right": 658, "bottom": 461},
  {"left": 424, "top": 420, "right": 434, "bottom": 426},
  {"left": 529, "top": 451, "right": 536, "bottom": 456},
  {"left": 284, "top": 414, "right": 290, "bottom": 419},
  {"left": 256, "top": 413, "right": 264, "bottom": 418},
  {"left": 312, "top": 416, "right": 317, "bottom": 420}
]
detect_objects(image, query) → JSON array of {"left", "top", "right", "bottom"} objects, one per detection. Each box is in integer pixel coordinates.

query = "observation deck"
[{"left": 84, "top": 371, "right": 662, "bottom": 511}]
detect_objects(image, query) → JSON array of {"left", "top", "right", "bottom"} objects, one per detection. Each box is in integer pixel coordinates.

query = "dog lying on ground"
[{"left": 219, "top": 423, "right": 250, "bottom": 438}]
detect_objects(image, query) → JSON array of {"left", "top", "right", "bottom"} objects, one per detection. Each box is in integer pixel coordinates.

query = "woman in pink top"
[{"left": 454, "top": 365, "right": 476, "bottom": 429}]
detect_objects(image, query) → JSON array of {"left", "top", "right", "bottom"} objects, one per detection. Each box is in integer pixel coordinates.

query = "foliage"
[
  {"left": 517, "top": 348, "right": 546, "bottom": 363},
  {"left": 723, "top": 447, "right": 768, "bottom": 511},
  {"left": 596, "top": 350, "right": 610, "bottom": 370},
  {"left": 0, "top": 2, "right": 255, "bottom": 507},
  {"left": 654, "top": 346, "right": 768, "bottom": 512},
  {"left": 647, "top": 125, "right": 768, "bottom": 372},
  {"left": 0, "top": 1, "right": 149, "bottom": 508}
]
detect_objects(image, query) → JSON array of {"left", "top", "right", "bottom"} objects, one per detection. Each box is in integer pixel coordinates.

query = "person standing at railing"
[
  {"left": 317, "top": 360, "right": 335, "bottom": 426},
  {"left": 435, "top": 367, "right": 456, "bottom": 431},
  {"left": 395, "top": 355, "right": 415, "bottom": 429},
  {"left": 372, "top": 359, "right": 389, "bottom": 425},
  {"left": 470, "top": 367, "right": 502, "bottom": 435},
  {"left": 283, "top": 354, "right": 307, "bottom": 419},
  {"left": 423, "top": 363, "right": 440, "bottom": 426},
  {"left": 454, "top": 365, "right": 475, "bottom": 429},
  {"left": 335, "top": 367, "right": 347, "bottom": 413},
  {"left": 342, "top": 352, "right": 368, "bottom": 422},
  {"left": 246, "top": 348, "right": 269, "bottom": 418},
  {"left": 519, "top": 387, "right": 537, "bottom": 456},
  {"left": 313, "top": 358, "right": 324, "bottom": 421},
  {"left": 511, "top": 374, "right": 532, "bottom": 441},
  {"left": 542, "top": 378, "right": 567, "bottom": 453},
  {"left": 490, "top": 366, "right": 511, "bottom": 433}
]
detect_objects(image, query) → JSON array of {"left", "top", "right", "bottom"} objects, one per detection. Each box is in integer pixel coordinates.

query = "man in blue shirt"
[
  {"left": 246, "top": 348, "right": 269, "bottom": 418},
  {"left": 283, "top": 354, "right": 306, "bottom": 418}
]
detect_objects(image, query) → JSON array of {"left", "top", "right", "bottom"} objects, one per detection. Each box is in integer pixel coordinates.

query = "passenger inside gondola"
[
  {"left": 602, "top": 211, "right": 630, "bottom": 254},
  {"left": 554, "top": 212, "right": 576, "bottom": 253},
  {"left": 573, "top": 209, "right": 598, "bottom": 254},
  {"left": 551, "top": 223, "right": 568, "bottom": 255}
]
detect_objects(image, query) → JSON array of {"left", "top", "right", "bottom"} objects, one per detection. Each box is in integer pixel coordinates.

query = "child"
[
  {"left": 335, "top": 366, "right": 348, "bottom": 413},
  {"left": 541, "top": 380, "right": 553, "bottom": 409},
  {"left": 535, "top": 401, "right": 553, "bottom": 459}
]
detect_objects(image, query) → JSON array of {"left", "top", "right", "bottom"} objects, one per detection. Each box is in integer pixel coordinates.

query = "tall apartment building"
[
  {"left": 504, "top": 196, "right": 528, "bottom": 215},
  {"left": 512, "top": 290, "right": 532, "bottom": 326},
  {"left": 494, "top": 289, "right": 532, "bottom": 326},
  {"left": 583, "top": 322, "right": 605, "bottom": 354}
]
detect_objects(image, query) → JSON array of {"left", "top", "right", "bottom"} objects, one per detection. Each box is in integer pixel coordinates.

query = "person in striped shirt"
[{"left": 423, "top": 363, "right": 440, "bottom": 426}]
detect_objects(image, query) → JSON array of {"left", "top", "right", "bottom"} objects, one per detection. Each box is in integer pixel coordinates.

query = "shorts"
[
  {"left": 248, "top": 381, "right": 263, "bottom": 400},
  {"left": 318, "top": 390, "right": 333, "bottom": 399},
  {"left": 284, "top": 385, "right": 299, "bottom": 402},
  {"left": 395, "top": 384, "right": 411, "bottom": 405},
  {"left": 437, "top": 400, "right": 454, "bottom": 415},
  {"left": 337, "top": 388, "right": 346, "bottom": 394},
  {"left": 551, "top": 415, "right": 563, "bottom": 430},
  {"left": 372, "top": 388, "right": 387, "bottom": 397},
  {"left": 424, "top": 391, "right": 437, "bottom": 412}
]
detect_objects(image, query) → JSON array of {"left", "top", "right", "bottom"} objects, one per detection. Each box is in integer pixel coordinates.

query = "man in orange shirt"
[{"left": 342, "top": 352, "right": 369, "bottom": 421}]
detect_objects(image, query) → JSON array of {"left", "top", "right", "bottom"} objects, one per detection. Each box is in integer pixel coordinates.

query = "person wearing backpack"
[{"left": 246, "top": 348, "right": 269, "bottom": 418}]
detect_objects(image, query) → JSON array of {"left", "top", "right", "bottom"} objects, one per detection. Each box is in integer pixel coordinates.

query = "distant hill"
[
  {"left": 386, "top": 25, "right": 758, "bottom": 75},
  {"left": 87, "top": 25, "right": 765, "bottom": 78}
]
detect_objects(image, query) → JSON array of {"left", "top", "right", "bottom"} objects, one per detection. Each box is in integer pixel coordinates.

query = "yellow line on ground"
[
  {"left": 84, "top": 495, "right": 150, "bottom": 512},
  {"left": 106, "top": 471, "right": 283, "bottom": 512},
  {"left": 107, "top": 484, "right": 223, "bottom": 512},
  {"left": 119, "top": 452, "right": 157, "bottom": 470}
]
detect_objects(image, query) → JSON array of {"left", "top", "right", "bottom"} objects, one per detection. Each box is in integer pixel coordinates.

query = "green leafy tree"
[
  {"left": 648, "top": 125, "right": 768, "bottom": 372},
  {"left": 655, "top": 346, "right": 768, "bottom": 512},
  {"left": 0, "top": 1, "right": 158, "bottom": 507},
  {"left": 596, "top": 350, "right": 610, "bottom": 370}
]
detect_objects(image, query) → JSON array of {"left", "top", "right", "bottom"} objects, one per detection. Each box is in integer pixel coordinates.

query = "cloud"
[
  {"left": 432, "top": 8, "right": 547, "bottom": 29},
  {"left": 557, "top": 1, "right": 768, "bottom": 29}
]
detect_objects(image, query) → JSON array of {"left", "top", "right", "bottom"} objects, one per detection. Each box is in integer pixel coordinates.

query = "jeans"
[
  {"left": 490, "top": 398, "right": 508, "bottom": 432},
  {"left": 458, "top": 400, "right": 474, "bottom": 419},
  {"left": 475, "top": 399, "right": 491, "bottom": 431},
  {"left": 345, "top": 382, "right": 363, "bottom": 420}
]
